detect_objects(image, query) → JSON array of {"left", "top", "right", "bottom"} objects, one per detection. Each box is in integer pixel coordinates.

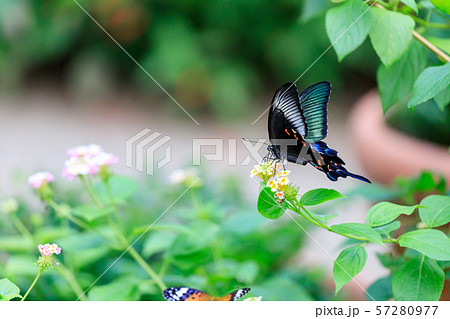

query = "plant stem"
[
  {"left": 47, "top": 199, "right": 106, "bottom": 238},
  {"left": 370, "top": 1, "right": 450, "bottom": 62},
  {"left": 56, "top": 263, "right": 88, "bottom": 301},
  {"left": 411, "top": 15, "right": 450, "bottom": 29},
  {"left": 21, "top": 269, "right": 43, "bottom": 301},
  {"left": 127, "top": 246, "right": 166, "bottom": 290},
  {"left": 82, "top": 176, "right": 166, "bottom": 291},
  {"left": 297, "top": 205, "right": 397, "bottom": 244},
  {"left": 10, "top": 213, "right": 34, "bottom": 244},
  {"left": 80, "top": 175, "right": 102, "bottom": 208},
  {"left": 105, "top": 179, "right": 126, "bottom": 235}
]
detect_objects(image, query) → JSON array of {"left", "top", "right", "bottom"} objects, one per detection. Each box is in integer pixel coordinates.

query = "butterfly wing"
[
  {"left": 269, "top": 83, "right": 307, "bottom": 141},
  {"left": 215, "top": 288, "right": 251, "bottom": 301},
  {"left": 298, "top": 82, "right": 331, "bottom": 142},
  {"left": 163, "top": 287, "right": 213, "bottom": 301}
]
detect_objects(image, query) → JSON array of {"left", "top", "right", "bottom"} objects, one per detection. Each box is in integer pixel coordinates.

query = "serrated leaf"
[
  {"left": 333, "top": 245, "right": 367, "bottom": 294},
  {"left": 377, "top": 41, "right": 427, "bottom": 112},
  {"left": 331, "top": 223, "right": 384, "bottom": 245},
  {"left": 366, "top": 202, "right": 418, "bottom": 227},
  {"left": 325, "top": 0, "right": 371, "bottom": 61},
  {"left": 419, "top": 195, "right": 450, "bottom": 228},
  {"left": 408, "top": 63, "right": 450, "bottom": 108},
  {"left": 299, "top": 188, "right": 345, "bottom": 206},
  {"left": 257, "top": 187, "right": 286, "bottom": 219},
  {"left": 369, "top": 8, "right": 415, "bottom": 66},
  {"left": 392, "top": 254, "right": 444, "bottom": 301},
  {"left": 398, "top": 229, "right": 450, "bottom": 260},
  {"left": 0, "top": 278, "right": 21, "bottom": 301},
  {"left": 400, "top": 0, "right": 418, "bottom": 13}
]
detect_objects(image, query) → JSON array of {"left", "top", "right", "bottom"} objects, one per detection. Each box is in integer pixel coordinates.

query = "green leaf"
[
  {"left": 400, "top": 0, "right": 418, "bottom": 13},
  {"left": 0, "top": 278, "right": 22, "bottom": 301},
  {"left": 419, "top": 195, "right": 450, "bottom": 228},
  {"left": 142, "top": 231, "right": 176, "bottom": 258},
  {"left": 392, "top": 254, "right": 444, "bottom": 300},
  {"left": 434, "top": 87, "right": 450, "bottom": 111},
  {"left": 428, "top": 37, "right": 450, "bottom": 56},
  {"left": 299, "top": 188, "right": 345, "bottom": 206},
  {"left": 333, "top": 245, "right": 367, "bottom": 294},
  {"left": 169, "top": 221, "right": 219, "bottom": 257},
  {"left": 95, "top": 175, "right": 138, "bottom": 203},
  {"left": 366, "top": 276, "right": 393, "bottom": 301},
  {"left": 377, "top": 41, "right": 427, "bottom": 112},
  {"left": 301, "top": 0, "right": 329, "bottom": 23},
  {"left": 331, "top": 223, "right": 384, "bottom": 245},
  {"left": 373, "top": 221, "right": 401, "bottom": 238},
  {"left": 366, "top": 202, "right": 418, "bottom": 227},
  {"left": 88, "top": 277, "right": 140, "bottom": 301},
  {"left": 369, "top": 8, "right": 415, "bottom": 66},
  {"left": 325, "top": 0, "right": 371, "bottom": 61},
  {"left": 71, "top": 204, "right": 114, "bottom": 222},
  {"left": 398, "top": 229, "right": 450, "bottom": 260},
  {"left": 308, "top": 211, "right": 338, "bottom": 227},
  {"left": 408, "top": 63, "right": 450, "bottom": 108},
  {"left": 257, "top": 187, "right": 286, "bottom": 219},
  {"left": 431, "top": 0, "right": 450, "bottom": 15}
]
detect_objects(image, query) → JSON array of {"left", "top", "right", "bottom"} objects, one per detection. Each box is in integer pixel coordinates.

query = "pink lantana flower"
[
  {"left": 37, "top": 243, "right": 62, "bottom": 270},
  {"left": 28, "top": 172, "right": 55, "bottom": 189},
  {"left": 62, "top": 144, "right": 117, "bottom": 180}
]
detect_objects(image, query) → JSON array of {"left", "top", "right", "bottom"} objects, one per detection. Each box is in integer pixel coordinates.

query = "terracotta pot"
[{"left": 349, "top": 90, "right": 450, "bottom": 185}]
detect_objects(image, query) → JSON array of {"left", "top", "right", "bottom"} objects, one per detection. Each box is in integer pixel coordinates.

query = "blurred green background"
[
  {"left": 0, "top": 0, "right": 378, "bottom": 120},
  {"left": 0, "top": 0, "right": 448, "bottom": 301}
]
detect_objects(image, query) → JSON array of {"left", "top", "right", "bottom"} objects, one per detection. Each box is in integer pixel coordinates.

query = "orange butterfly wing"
[{"left": 215, "top": 288, "right": 251, "bottom": 301}]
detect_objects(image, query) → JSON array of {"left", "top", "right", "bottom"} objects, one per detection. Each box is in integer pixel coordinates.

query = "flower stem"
[
  {"left": 55, "top": 263, "right": 88, "bottom": 301},
  {"left": 105, "top": 180, "right": 126, "bottom": 235},
  {"left": 127, "top": 246, "right": 166, "bottom": 290},
  {"left": 10, "top": 213, "right": 34, "bottom": 244},
  {"left": 21, "top": 268, "right": 43, "bottom": 301},
  {"left": 80, "top": 175, "right": 102, "bottom": 208}
]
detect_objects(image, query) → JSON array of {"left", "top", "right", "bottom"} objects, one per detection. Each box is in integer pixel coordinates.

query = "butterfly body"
[
  {"left": 268, "top": 82, "right": 370, "bottom": 183},
  {"left": 163, "top": 287, "right": 250, "bottom": 301}
]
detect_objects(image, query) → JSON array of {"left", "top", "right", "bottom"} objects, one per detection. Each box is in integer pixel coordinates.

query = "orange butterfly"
[{"left": 163, "top": 287, "right": 250, "bottom": 301}]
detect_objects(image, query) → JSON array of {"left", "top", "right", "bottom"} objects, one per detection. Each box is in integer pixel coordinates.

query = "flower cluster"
[
  {"left": 37, "top": 243, "right": 62, "bottom": 270},
  {"left": 62, "top": 144, "right": 118, "bottom": 181},
  {"left": 28, "top": 171, "right": 55, "bottom": 189},
  {"left": 250, "top": 161, "right": 281, "bottom": 183},
  {"left": 267, "top": 171, "right": 291, "bottom": 203}
]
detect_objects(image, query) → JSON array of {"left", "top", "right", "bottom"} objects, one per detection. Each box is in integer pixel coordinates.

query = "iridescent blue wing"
[{"left": 299, "top": 82, "right": 331, "bottom": 142}]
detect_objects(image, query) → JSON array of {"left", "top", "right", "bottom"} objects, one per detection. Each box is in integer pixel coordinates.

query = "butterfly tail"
[{"left": 327, "top": 162, "right": 371, "bottom": 183}]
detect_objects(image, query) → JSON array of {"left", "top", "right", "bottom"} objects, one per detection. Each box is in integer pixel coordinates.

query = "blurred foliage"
[
  {"left": 0, "top": 171, "right": 337, "bottom": 301},
  {"left": 0, "top": 0, "right": 376, "bottom": 120}
]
